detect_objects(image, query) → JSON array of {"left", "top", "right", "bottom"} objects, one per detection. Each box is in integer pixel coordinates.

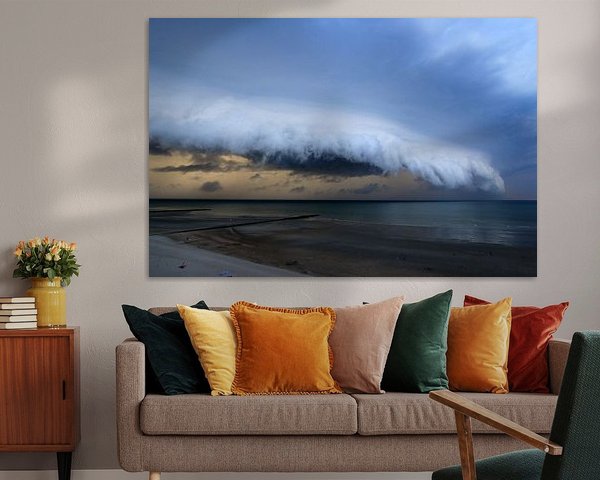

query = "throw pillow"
[
  {"left": 230, "top": 301, "right": 341, "bottom": 395},
  {"left": 447, "top": 297, "right": 512, "bottom": 393},
  {"left": 122, "top": 301, "right": 211, "bottom": 395},
  {"left": 330, "top": 297, "right": 404, "bottom": 393},
  {"left": 382, "top": 290, "right": 453, "bottom": 393},
  {"left": 464, "top": 295, "right": 569, "bottom": 393},
  {"left": 177, "top": 305, "right": 237, "bottom": 396}
]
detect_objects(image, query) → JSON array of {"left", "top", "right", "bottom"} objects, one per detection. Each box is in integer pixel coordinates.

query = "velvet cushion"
[
  {"left": 230, "top": 301, "right": 341, "bottom": 395},
  {"left": 382, "top": 290, "right": 453, "bottom": 393},
  {"left": 122, "top": 301, "right": 210, "bottom": 395},
  {"left": 447, "top": 298, "right": 512, "bottom": 393},
  {"left": 464, "top": 295, "right": 569, "bottom": 393},
  {"left": 330, "top": 297, "right": 403, "bottom": 393},
  {"left": 177, "top": 305, "right": 237, "bottom": 396}
]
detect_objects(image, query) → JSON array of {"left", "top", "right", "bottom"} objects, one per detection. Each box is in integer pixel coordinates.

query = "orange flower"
[
  {"left": 69, "top": 242, "right": 77, "bottom": 251},
  {"left": 13, "top": 248, "right": 22, "bottom": 257}
]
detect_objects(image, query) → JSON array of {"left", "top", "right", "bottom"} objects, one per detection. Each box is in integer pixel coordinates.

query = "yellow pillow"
[
  {"left": 230, "top": 301, "right": 341, "bottom": 395},
  {"left": 177, "top": 305, "right": 237, "bottom": 396},
  {"left": 447, "top": 297, "right": 512, "bottom": 393}
]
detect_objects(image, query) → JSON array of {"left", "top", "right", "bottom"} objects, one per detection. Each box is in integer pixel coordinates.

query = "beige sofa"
[{"left": 116, "top": 308, "right": 570, "bottom": 477}]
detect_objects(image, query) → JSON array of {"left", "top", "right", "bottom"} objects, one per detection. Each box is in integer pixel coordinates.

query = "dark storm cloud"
[
  {"left": 152, "top": 149, "right": 383, "bottom": 179},
  {"left": 200, "top": 181, "right": 223, "bottom": 192},
  {"left": 149, "top": 18, "right": 536, "bottom": 198},
  {"left": 245, "top": 150, "right": 383, "bottom": 177},
  {"left": 152, "top": 153, "right": 247, "bottom": 173},
  {"left": 149, "top": 138, "right": 171, "bottom": 156}
]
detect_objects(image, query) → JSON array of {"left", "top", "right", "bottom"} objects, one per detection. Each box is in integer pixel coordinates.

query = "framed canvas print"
[{"left": 149, "top": 18, "right": 537, "bottom": 277}]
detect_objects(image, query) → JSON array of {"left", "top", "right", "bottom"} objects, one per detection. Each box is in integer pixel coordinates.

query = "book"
[
  {"left": 0, "top": 322, "right": 37, "bottom": 329},
  {"left": 0, "top": 303, "right": 35, "bottom": 310},
  {"left": 0, "top": 309, "right": 37, "bottom": 316},
  {"left": 0, "top": 315, "right": 37, "bottom": 323},
  {"left": 0, "top": 297, "right": 35, "bottom": 303}
]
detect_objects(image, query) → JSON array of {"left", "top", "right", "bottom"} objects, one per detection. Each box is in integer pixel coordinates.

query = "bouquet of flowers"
[{"left": 13, "top": 236, "right": 80, "bottom": 286}]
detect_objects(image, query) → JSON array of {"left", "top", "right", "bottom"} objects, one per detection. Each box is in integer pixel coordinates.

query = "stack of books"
[{"left": 0, "top": 297, "right": 37, "bottom": 329}]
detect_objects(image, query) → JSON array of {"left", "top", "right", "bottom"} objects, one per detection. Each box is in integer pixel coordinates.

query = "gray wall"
[{"left": 0, "top": 0, "right": 599, "bottom": 471}]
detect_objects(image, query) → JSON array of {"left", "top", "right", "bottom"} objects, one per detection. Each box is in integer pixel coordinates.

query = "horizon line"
[{"left": 149, "top": 198, "right": 537, "bottom": 203}]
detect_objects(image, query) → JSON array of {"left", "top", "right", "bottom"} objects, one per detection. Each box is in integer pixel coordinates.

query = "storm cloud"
[
  {"left": 152, "top": 152, "right": 248, "bottom": 174},
  {"left": 199, "top": 181, "right": 223, "bottom": 192},
  {"left": 151, "top": 96, "right": 505, "bottom": 192},
  {"left": 149, "top": 18, "right": 536, "bottom": 199}
]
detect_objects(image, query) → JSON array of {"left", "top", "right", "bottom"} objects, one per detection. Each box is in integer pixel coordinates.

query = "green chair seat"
[{"left": 432, "top": 449, "right": 545, "bottom": 480}]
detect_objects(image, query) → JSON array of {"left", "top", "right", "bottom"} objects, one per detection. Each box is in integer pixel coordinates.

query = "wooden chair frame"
[{"left": 429, "top": 390, "right": 563, "bottom": 480}]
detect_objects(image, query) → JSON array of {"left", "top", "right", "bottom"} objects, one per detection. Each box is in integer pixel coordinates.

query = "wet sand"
[
  {"left": 150, "top": 235, "right": 304, "bottom": 277},
  {"left": 152, "top": 215, "right": 536, "bottom": 277}
]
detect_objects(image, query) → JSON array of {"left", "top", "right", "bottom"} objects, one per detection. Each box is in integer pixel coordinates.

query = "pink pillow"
[{"left": 330, "top": 297, "right": 404, "bottom": 393}]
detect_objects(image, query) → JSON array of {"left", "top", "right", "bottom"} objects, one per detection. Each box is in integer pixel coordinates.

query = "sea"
[{"left": 149, "top": 199, "right": 537, "bottom": 248}]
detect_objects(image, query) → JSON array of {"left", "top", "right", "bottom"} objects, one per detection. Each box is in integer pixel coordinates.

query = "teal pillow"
[
  {"left": 122, "top": 301, "right": 211, "bottom": 395},
  {"left": 382, "top": 290, "right": 453, "bottom": 393}
]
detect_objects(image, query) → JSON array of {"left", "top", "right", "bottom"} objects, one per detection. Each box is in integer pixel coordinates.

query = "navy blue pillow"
[{"left": 122, "top": 301, "right": 210, "bottom": 395}]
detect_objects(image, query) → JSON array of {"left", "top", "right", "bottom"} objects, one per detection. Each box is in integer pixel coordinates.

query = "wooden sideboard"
[{"left": 0, "top": 327, "right": 80, "bottom": 480}]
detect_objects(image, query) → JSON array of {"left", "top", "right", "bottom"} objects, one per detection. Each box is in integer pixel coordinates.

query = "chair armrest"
[
  {"left": 549, "top": 338, "right": 571, "bottom": 394},
  {"left": 429, "top": 390, "right": 563, "bottom": 455},
  {"left": 116, "top": 338, "right": 146, "bottom": 471}
]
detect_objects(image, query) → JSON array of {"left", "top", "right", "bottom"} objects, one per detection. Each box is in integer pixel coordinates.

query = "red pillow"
[{"left": 464, "top": 295, "right": 569, "bottom": 393}]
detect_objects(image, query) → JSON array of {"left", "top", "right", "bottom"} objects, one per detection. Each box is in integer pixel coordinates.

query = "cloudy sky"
[{"left": 149, "top": 18, "right": 537, "bottom": 200}]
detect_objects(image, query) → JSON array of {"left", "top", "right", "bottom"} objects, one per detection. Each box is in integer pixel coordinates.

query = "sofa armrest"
[
  {"left": 548, "top": 338, "right": 571, "bottom": 395},
  {"left": 116, "top": 338, "right": 146, "bottom": 472}
]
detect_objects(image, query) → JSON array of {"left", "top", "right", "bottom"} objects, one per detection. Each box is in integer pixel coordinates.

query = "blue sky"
[{"left": 149, "top": 18, "right": 537, "bottom": 200}]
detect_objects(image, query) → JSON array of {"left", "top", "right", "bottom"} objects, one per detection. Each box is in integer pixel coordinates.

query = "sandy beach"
[
  {"left": 150, "top": 211, "right": 536, "bottom": 277},
  {"left": 150, "top": 235, "right": 304, "bottom": 277}
]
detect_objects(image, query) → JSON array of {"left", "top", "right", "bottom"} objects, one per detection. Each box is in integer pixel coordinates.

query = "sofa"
[{"left": 116, "top": 307, "right": 570, "bottom": 475}]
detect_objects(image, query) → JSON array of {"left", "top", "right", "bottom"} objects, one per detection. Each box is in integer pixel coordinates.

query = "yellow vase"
[{"left": 26, "top": 277, "right": 67, "bottom": 328}]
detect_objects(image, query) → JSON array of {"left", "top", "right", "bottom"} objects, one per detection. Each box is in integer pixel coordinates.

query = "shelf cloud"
[
  {"left": 151, "top": 95, "right": 505, "bottom": 193},
  {"left": 149, "top": 18, "right": 536, "bottom": 199}
]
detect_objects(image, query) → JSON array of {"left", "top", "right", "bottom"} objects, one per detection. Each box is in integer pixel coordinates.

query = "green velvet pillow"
[
  {"left": 382, "top": 290, "right": 453, "bottom": 393},
  {"left": 122, "top": 301, "right": 211, "bottom": 395}
]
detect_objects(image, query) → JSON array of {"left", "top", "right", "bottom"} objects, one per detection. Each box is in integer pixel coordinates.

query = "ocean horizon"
[{"left": 149, "top": 199, "right": 537, "bottom": 248}]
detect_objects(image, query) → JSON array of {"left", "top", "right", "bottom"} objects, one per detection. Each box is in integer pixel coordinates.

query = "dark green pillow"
[
  {"left": 382, "top": 290, "right": 453, "bottom": 393},
  {"left": 122, "top": 301, "right": 210, "bottom": 395}
]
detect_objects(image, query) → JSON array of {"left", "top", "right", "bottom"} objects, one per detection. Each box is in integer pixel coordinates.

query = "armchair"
[{"left": 430, "top": 331, "right": 600, "bottom": 480}]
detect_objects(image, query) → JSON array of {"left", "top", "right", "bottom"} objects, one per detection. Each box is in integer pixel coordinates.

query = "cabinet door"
[{"left": 0, "top": 335, "right": 72, "bottom": 447}]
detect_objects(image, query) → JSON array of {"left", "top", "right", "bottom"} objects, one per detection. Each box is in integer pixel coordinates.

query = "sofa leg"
[{"left": 149, "top": 473, "right": 161, "bottom": 480}]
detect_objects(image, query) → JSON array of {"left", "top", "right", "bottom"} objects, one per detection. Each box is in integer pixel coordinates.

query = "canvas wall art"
[{"left": 149, "top": 18, "right": 537, "bottom": 277}]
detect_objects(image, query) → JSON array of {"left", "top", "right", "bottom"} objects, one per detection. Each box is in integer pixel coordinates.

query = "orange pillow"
[
  {"left": 447, "top": 298, "right": 512, "bottom": 393},
  {"left": 464, "top": 295, "right": 569, "bottom": 393},
  {"left": 229, "top": 301, "right": 341, "bottom": 395}
]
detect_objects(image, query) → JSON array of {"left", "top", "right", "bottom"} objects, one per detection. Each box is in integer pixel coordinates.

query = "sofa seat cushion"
[
  {"left": 140, "top": 393, "right": 358, "bottom": 435},
  {"left": 352, "top": 392, "right": 556, "bottom": 435}
]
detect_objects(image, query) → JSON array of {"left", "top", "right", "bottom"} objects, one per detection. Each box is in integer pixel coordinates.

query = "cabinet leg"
[{"left": 57, "top": 452, "right": 72, "bottom": 480}]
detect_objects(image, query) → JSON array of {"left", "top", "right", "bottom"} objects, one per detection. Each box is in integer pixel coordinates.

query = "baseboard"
[{"left": 0, "top": 470, "right": 432, "bottom": 480}]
